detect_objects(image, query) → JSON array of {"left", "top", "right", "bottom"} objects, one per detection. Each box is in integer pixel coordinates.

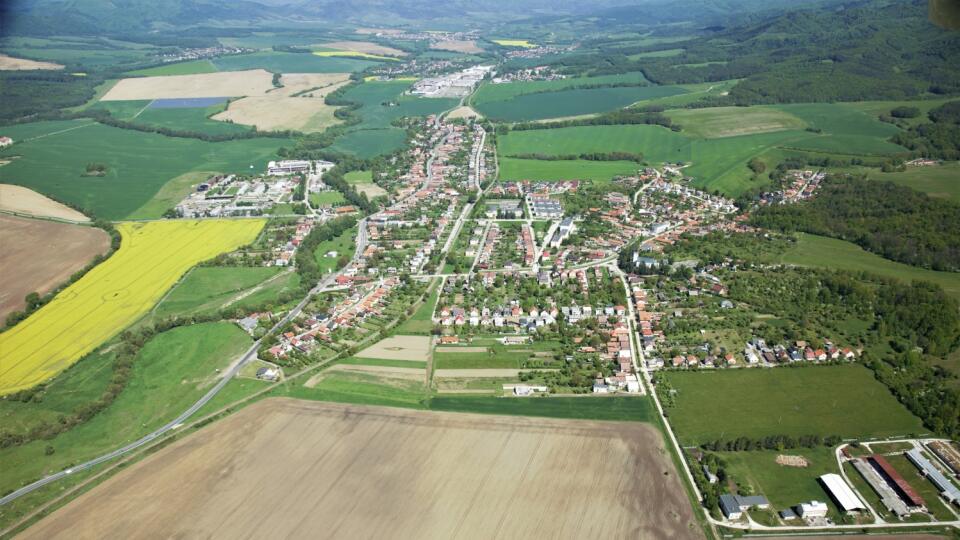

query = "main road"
[{"left": 0, "top": 217, "right": 368, "bottom": 507}]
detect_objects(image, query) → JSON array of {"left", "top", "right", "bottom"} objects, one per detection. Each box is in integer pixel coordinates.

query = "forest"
[{"left": 751, "top": 176, "right": 960, "bottom": 272}]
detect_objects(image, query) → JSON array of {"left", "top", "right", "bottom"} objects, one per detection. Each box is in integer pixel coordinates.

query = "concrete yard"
[{"left": 21, "top": 399, "right": 702, "bottom": 540}]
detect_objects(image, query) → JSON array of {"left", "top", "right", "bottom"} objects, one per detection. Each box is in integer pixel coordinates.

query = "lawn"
[
  {"left": 309, "top": 191, "right": 346, "bottom": 207},
  {"left": 428, "top": 395, "right": 656, "bottom": 422},
  {"left": 720, "top": 446, "right": 845, "bottom": 518},
  {"left": 0, "top": 323, "right": 251, "bottom": 498},
  {"left": 0, "top": 121, "right": 288, "bottom": 219},
  {"left": 125, "top": 59, "right": 218, "bottom": 76},
  {"left": 313, "top": 225, "right": 356, "bottom": 273},
  {"left": 153, "top": 266, "right": 282, "bottom": 319},
  {"left": 664, "top": 365, "right": 926, "bottom": 445},
  {"left": 498, "top": 157, "right": 640, "bottom": 182},
  {"left": 780, "top": 233, "right": 960, "bottom": 301},
  {"left": 212, "top": 51, "right": 379, "bottom": 73},
  {"left": 668, "top": 106, "right": 807, "bottom": 138},
  {"left": 393, "top": 279, "right": 440, "bottom": 334},
  {"left": 344, "top": 170, "right": 373, "bottom": 184}
]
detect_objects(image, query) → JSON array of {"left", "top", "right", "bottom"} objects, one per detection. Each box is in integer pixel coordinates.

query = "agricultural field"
[
  {"left": 124, "top": 59, "right": 218, "bottom": 76},
  {"left": 0, "top": 215, "right": 109, "bottom": 319},
  {"left": 498, "top": 157, "right": 640, "bottom": 182},
  {"left": 474, "top": 72, "right": 651, "bottom": 104},
  {"left": 0, "top": 323, "right": 252, "bottom": 508},
  {"left": 0, "top": 36, "right": 155, "bottom": 67},
  {"left": 0, "top": 184, "right": 89, "bottom": 221},
  {"left": 773, "top": 103, "right": 906, "bottom": 155},
  {"left": 301, "top": 367, "right": 427, "bottom": 409},
  {"left": 152, "top": 266, "right": 283, "bottom": 319},
  {"left": 668, "top": 106, "right": 807, "bottom": 138},
  {"left": 492, "top": 39, "right": 536, "bottom": 48},
  {"left": 18, "top": 399, "right": 701, "bottom": 540},
  {"left": 662, "top": 365, "right": 927, "bottom": 446},
  {"left": 499, "top": 123, "right": 689, "bottom": 159},
  {"left": 0, "top": 121, "right": 289, "bottom": 219},
  {"left": 355, "top": 335, "right": 431, "bottom": 362},
  {"left": 212, "top": 51, "right": 380, "bottom": 73},
  {"left": 125, "top": 171, "right": 214, "bottom": 220},
  {"left": 104, "top": 100, "right": 253, "bottom": 136},
  {"left": 100, "top": 70, "right": 274, "bottom": 101},
  {"left": 0, "top": 53, "right": 63, "bottom": 70},
  {"left": 315, "top": 40, "right": 407, "bottom": 57},
  {"left": 854, "top": 162, "right": 960, "bottom": 202},
  {"left": 212, "top": 72, "right": 351, "bottom": 133},
  {"left": 431, "top": 40, "right": 483, "bottom": 54},
  {"left": 475, "top": 85, "right": 687, "bottom": 122},
  {"left": 0, "top": 219, "right": 264, "bottom": 395},
  {"left": 779, "top": 234, "right": 960, "bottom": 301}
]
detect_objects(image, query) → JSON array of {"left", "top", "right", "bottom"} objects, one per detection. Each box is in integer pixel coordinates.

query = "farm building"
[
  {"left": 906, "top": 449, "right": 960, "bottom": 505},
  {"left": 927, "top": 441, "right": 960, "bottom": 477},
  {"left": 818, "top": 473, "right": 866, "bottom": 513},
  {"left": 798, "top": 501, "right": 829, "bottom": 518},
  {"left": 267, "top": 160, "right": 311, "bottom": 175},
  {"left": 869, "top": 455, "right": 925, "bottom": 508},
  {"left": 718, "top": 493, "right": 770, "bottom": 520},
  {"left": 851, "top": 459, "right": 911, "bottom": 517}
]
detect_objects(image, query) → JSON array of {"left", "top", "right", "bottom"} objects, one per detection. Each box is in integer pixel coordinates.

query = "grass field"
[
  {"left": 153, "top": 266, "right": 282, "bottom": 319},
  {"left": 344, "top": 170, "right": 373, "bottom": 183},
  {"left": 843, "top": 98, "right": 955, "bottom": 127},
  {"left": 126, "top": 171, "right": 213, "bottom": 220},
  {"left": 664, "top": 365, "right": 926, "bottom": 445},
  {"left": 312, "top": 225, "right": 355, "bottom": 272},
  {"left": 473, "top": 72, "right": 651, "bottom": 104},
  {"left": 0, "top": 121, "right": 288, "bottom": 219},
  {"left": 93, "top": 102, "right": 253, "bottom": 136},
  {"left": 393, "top": 279, "right": 439, "bottom": 334},
  {"left": 773, "top": 103, "right": 905, "bottom": 155},
  {"left": 125, "top": 60, "right": 218, "bottom": 76},
  {"left": 498, "top": 157, "right": 640, "bottom": 182},
  {"left": 849, "top": 162, "right": 960, "bottom": 202},
  {"left": 312, "top": 50, "right": 399, "bottom": 62},
  {"left": 0, "top": 323, "right": 251, "bottom": 500},
  {"left": 475, "top": 85, "right": 688, "bottom": 121},
  {"left": 0, "top": 219, "right": 264, "bottom": 395},
  {"left": 499, "top": 124, "right": 689, "bottom": 158},
  {"left": 292, "top": 370, "right": 426, "bottom": 409},
  {"left": 428, "top": 395, "right": 656, "bottom": 422},
  {"left": 780, "top": 234, "right": 960, "bottom": 301},
  {"left": 212, "top": 51, "right": 378, "bottom": 73},
  {"left": 668, "top": 106, "right": 807, "bottom": 138},
  {"left": 309, "top": 191, "right": 346, "bottom": 207}
]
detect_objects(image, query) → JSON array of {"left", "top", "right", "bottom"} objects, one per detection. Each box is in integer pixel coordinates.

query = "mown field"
[
  {"left": 0, "top": 219, "right": 264, "bottom": 395},
  {"left": 780, "top": 233, "right": 960, "bottom": 300},
  {"left": 663, "top": 365, "right": 926, "bottom": 445},
  {"left": 0, "top": 121, "right": 288, "bottom": 219},
  {"left": 0, "top": 323, "right": 251, "bottom": 505},
  {"left": 212, "top": 51, "right": 379, "bottom": 73},
  {"left": 668, "top": 106, "right": 807, "bottom": 138}
]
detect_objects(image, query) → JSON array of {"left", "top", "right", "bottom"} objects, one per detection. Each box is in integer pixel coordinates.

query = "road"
[{"left": 0, "top": 218, "right": 367, "bottom": 507}]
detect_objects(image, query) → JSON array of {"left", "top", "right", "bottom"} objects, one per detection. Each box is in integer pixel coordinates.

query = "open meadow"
[
  {"left": 662, "top": 365, "right": 926, "bottom": 445},
  {"left": 0, "top": 219, "right": 264, "bottom": 395},
  {"left": 19, "top": 399, "right": 702, "bottom": 540},
  {"left": 0, "top": 215, "right": 109, "bottom": 319},
  {"left": 668, "top": 106, "right": 807, "bottom": 138},
  {"left": 856, "top": 162, "right": 960, "bottom": 202},
  {"left": 152, "top": 266, "right": 283, "bottom": 319},
  {"left": 0, "top": 121, "right": 289, "bottom": 219}
]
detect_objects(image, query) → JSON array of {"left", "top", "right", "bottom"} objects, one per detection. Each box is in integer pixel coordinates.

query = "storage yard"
[{"left": 20, "top": 399, "right": 703, "bottom": 540}]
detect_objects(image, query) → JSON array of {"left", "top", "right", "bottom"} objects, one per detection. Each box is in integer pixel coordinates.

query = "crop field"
[
  {"left": 0, "top": 37, "right": 153, "bottom": 67},
  {"left": 132, "top": 103, "right": 252, "bottom": 136},
  {"left": 355, "top": 335, "right": 432, "bottom": 362},
  {"left": 773, "top": 103, "right": 905, "bottom": 155},
  {"left": 212, "top": 73, "right": 350, "bottom": 133},
  {"left": 313, "top": 50, "right": 399, "bottom": 62},
  {"left": 126, "top": 171, "right": 214, "bottom": 220},
  {"left": 500, "top": 124, "right": 688, "bottom": 158},
  {"left": 316, "top": 40, "right": 407, "bottom": 57},
  {"left": 0, "top": 184, "right": 89, "bottom": 221},
  {"left": 100, "top": 70, "right": 274, "bottom": 101},
  {"left": 212, "top": 51, "right": 379, "bottom": 73},
  {"left": 492, "top": 39, "right": 536, "bottom": 48},
  {"left": 124, "top": 59, "right": 218, "bottom": 76},
  {"left": 0, "top": 53, "right": 63, "bottom": 70},
  {"left": 0, "top": 121, "right": 288, "bottom": 219},
  {"left": 300, "top": 369, "right": 427, "bottom": 408},
  {"left": 499, "top": 157, "right": 640, "bottom": 182},
  {"left": 474, "top": 72, "right": 650, "bottom": 104},
  {"left": 668, "top": 106, "right": 807, "bottom": 138},
  {"left": 153, "top": 266, "right": 282, "bottom": 319},
  {"left": 0, "top": 219, "right": 264, "bottom": 395},
  {"left": 19, "top": 399, "right": 701, "bottom": 540},
  {"left": 780, "top": 234, "right": 960, "bottom": 300},
  {"left": 0, "top": 215, "right": 110, "bottom": 319},
  {"left": 431, "top": 40, "right": 483, "bottom": 53},
  {"left": 857, "top": 162, "right": 960, "bottom": 202},
  {"left": 475, "top": 86, "right": 687, "bottom": 121},
  {"left": 663, "top": 365, "right": 926, "bottom": 445},
  {"left": 0, "top": 323, "right": 251, "bottom": 505}
]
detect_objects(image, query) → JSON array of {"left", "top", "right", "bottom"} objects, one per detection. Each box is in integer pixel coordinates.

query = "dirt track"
[
  {"left": 22, "top": 399, "right": 702, "bottom": 540},
  {"left": 0, "top": 215, "right": 109, "bottom": 318}
]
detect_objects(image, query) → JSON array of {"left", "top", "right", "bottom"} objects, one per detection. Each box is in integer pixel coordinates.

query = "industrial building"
[
  {"left": 818, "top": 473, "right": 866, "bottom": 513},
  {"left": 907, "top": 449, "right": 960, "bottom": 506},
  {"left": 526, "top": 194, "right": 563, "bottom": 219},
  {"left": 718, "top": 493, "right": 770, "bottom": 520},
  {"left": 851, "top": 458, "right": 911, "bottom": 516},
  {"left": 267, "top": 160, "right": 312, "bottom": 175}
]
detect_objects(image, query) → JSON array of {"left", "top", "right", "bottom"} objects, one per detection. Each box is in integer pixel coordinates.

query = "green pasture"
[
  {"left": 125, "top": 59, "right": 218, "bottom": 76},
  {"left": 212, "top": 51, "right": 379, "bottom": 73},
  {"left": 498, "top": 158, "right": 639, "bottom": 182},
  {"left": 668, "top": 106, "right": 807, "bottom": 138},
  {"left": 0, "top": 121, "right": 288, "bottom": 219},
  {"left": 663, "top": 365, "right": 926, "bottom": 445},
  {"left": 428, "top": 395, "right": 655, "bottom": 422},
  {"left": 313, "top": 225, "right": 356, "bottom": 273},
  {"left": 475, "top": 85, "right": 688, "bottom": 121},
  {"left": 153, "top": 267, "right": 282, "bottom": 319}
]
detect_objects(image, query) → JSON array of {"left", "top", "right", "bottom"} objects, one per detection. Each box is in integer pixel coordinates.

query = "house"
[
  {"left": 255, "top": 366, "right": 280, "bottom": 381},
  {"left": 798, "top": 501, "right": 829, "bottom": 518}
]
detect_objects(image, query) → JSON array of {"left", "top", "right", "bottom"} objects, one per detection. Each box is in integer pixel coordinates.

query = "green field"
[
  {"left": 153, "top": 267, "right": 282, "bottom": 319},
  {"left": 473, "top": 72, "right": 651, "bottom": 104},
  {"left": 339, "top": 357, "right": 428, "bottom": 370},
  {"left": 848, "top": 162, "right": 960, "bottom": 202},
  {"left": 309, "top": 191, "right": 346, "bottom": 207},
  {"left": 428, "top": 395, "right": 655, "bottom": 422},
  {"left": 780, "top": 234, "right": 960, "bottom": 300},
  {"left": 0, "top": 323, "right": 251, "bottom": 499},
  {"left": 284, "top": 370, "right": 426, "bottom": 409},
  {"left": 499, "top": 124, "right": 690, "bottom": 158},
  {"left": 393, "top": 280, "right": 440, "bottom": 334},
  {"left": 498, "top": 158, "right": 640, "bottom": 182},
  {"left": 664, "top": 365, "right": 926, "bottom": 445},
  {"left": 0, "top": 121, "right": 288, "bottom": 219},
  {"left": 475, "top": 85, "right": 689, "bottom": 121},
  {"left": 0, "top": 36, "right": 154, "bottom": 67},
  {"left": 125, "top": 59, "right": 218, "bottom": 76},
  {"left": 668, "top": 106, "right": 807, "bottom": 138},
  {"left": 344, "top": 170, "right": 373, "bottom": 183},
  {"left": 313, "top": 225, "right": 356, "bottom": 273},
  {"left": 773, "top": 103, "right": 905, "bottom": 155},
  {"left": 91, "top": 99, "right": 251, "bottom": 136},
  {"left": 843, "top": 98, "right": 955, "bottom": 127},
  {"left": 628, "top": 48, "right": 685, "bottom": 59},
  {"left": 127, "top": 170, "right": 212, "bottom": 219},
  {"left": 212, "top": 51, "right": 379, "bottom": 73}
]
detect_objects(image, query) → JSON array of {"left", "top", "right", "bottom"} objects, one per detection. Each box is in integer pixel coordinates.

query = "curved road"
[{"left": 0, "top": 218, "right": 367, "bottom": 507}]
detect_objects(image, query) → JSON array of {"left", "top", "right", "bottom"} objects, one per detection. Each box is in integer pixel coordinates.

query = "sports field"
[
  {"left": 663, "top": 365, "right": 926, "bottom": 445},
  {"left": 780, "top": 233, "right": 960, "bottom": 300},
  {"left": 0, "top": 121, "right": 288, "bottom": 219},
  {"left": 0, "top": 219, "right": 264, "bottom": 395},
  {"left": 19, "top": 399, "right": 702, "bottom": 540}
]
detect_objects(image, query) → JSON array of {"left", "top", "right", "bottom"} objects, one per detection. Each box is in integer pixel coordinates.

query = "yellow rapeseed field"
[{"left": 0, "top": 219, "right": 265, "bottom": 395}]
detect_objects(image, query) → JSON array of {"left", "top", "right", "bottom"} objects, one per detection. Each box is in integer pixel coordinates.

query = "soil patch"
[{"left": 356, "top": 335, "right": 431, "bottom": 361}]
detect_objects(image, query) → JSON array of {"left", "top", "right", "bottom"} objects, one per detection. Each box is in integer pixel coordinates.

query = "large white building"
[
  {"left": 819, "top": 474, "right": 866, "bottom": 513},
  {"left": 267, "top": 160, "right": 311, "bottom": 176},
  {"left": 798, "top": 500, "right": 829, "bottom": 518}
]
